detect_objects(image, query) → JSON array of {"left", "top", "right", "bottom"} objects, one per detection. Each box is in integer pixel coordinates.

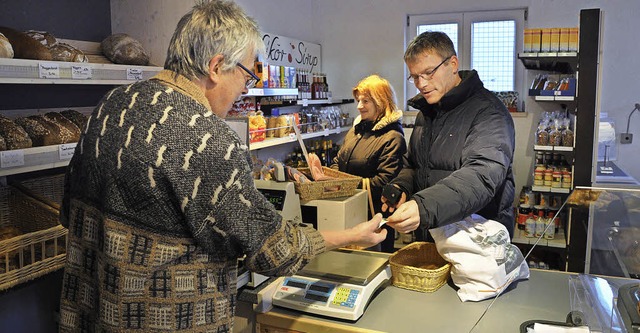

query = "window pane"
[
  {"left": 417, "top": 23, "right": 459, "bottom": 55},
  {"left": 471, "top": 20, "right": 515, "bottom": 92}
]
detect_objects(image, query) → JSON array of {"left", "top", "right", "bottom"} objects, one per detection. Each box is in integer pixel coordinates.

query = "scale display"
[{"left": 257, "top": 188, "right": 286, "bottom": 211}]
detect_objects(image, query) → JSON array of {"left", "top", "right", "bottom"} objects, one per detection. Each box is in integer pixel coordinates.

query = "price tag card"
[
  {"left": 71, "top": 65, "right": 92, "bottom": 79},
  {"left": 323, "top": 128, "right": 330, "bottom": 136},
  {"left": 1, "top": 150, "right": 25, "bottom": 168},
  {"left": 39, "top": 62, "right": 60, "bottom": 79},
  {"left": 247, "top": 88, "right": 264, "bottom": 96},
  {"left": 127, "top": 68, "right": 143, "bottom": 80},
  {"left": 59, "top": 143, "right": 77, "bottom": 160}
]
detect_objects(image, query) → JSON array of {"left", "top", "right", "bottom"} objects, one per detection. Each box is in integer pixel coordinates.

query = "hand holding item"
[
  {"left": 386, "top": 200, "right": 420, "bottom": 234},
  {"left": 349, "top": 213, "right": 388, "bottom": 248},
  {"left": 381, "top": 184, "right": 407, "bottom": 213}
]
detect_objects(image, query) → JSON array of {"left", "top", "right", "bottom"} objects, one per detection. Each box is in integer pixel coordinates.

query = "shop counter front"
[{"left": 255, "top": 269, "right": 636, "bottom": 333}]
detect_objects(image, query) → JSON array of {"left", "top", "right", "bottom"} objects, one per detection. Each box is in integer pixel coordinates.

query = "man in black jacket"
[{"left": 383, "top": 31, "right": 515, "bottom": 240}]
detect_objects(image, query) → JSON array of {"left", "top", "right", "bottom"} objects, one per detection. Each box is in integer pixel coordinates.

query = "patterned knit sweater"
[{"left": 58, "top": 70, "right": 326, "bottom": 332}]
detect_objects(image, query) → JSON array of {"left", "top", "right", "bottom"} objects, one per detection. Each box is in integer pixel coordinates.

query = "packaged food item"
[
  {"left": 536, "top": 123, "right": 549, "bottom": 145},
  {"left": 248, "top": 109, "right": 266, "bottom": 143}
]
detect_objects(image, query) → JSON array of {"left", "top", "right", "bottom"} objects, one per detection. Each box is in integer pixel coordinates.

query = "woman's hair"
[
  {"left": 164, "top": 0, "right": 265, "bottom": 80},
  {"left": 352, "top": 74, "right": 399, "bottom": 119},
  {"left": 404, "top": 31, "right": 456, "bottom": 63}
]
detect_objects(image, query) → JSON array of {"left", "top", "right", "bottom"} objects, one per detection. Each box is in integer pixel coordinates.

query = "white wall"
[{"left": 110, "top": 0, "right": 640, "bottom": 193}]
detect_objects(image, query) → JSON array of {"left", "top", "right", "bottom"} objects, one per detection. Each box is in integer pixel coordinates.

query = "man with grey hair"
[
  {"left": 383, "top": 31, "right": 515, "bottom": 241},
  {"left": 58, "top": 1, "right": 385, "bottom": 331}
]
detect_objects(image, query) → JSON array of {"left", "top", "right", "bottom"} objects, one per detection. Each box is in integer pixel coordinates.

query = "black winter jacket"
[
  {"left": 332, "top": 110, "right": 406, "bottom": 217},
  {"left": 392, "top": 70, "right": 515, "bottom": 239}
]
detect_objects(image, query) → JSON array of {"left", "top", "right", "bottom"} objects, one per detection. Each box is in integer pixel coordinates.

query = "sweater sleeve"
[{"left": 169, "top": 124, "right": 325, "bottom": 276}]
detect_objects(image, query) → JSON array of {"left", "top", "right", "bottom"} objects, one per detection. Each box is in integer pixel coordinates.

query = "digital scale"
[{"left": 272, "top": 249, "right": 391, "bottom": 321}]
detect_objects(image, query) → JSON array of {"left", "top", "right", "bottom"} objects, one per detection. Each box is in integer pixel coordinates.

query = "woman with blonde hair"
[{"left": 331, "top": 74, "right": 406, "bottom": 252}]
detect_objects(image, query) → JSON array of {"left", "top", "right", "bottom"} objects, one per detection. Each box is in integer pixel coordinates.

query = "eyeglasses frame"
[
  {"left": 407, "top": 55, "right": 453, "bottom": 84},
  {"left": 236, "top": 62, "right": 261, "bottom": 89}
]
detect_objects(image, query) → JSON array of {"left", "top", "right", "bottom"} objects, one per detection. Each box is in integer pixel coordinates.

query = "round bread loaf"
[
  {"left": 0, "top": 32, "right": 14, "bottom": 58},
  {"left": 24, "top": 30, "right": 58, "bottom": 47},
  {"left": 14, "top": 116, "right": 57, "bottom": 146},
  {"left": 60, "top": 109, "right": 88, "bottom": 130},
  {"left": 0, "top": 26, "right": 52, "bottom": 60},
  {"left": 44, "top": 112, "right": 81, "bottom": 143},
  {"left": 0, "top": 115, "right": 33, "bottom": 149},
  {"left": 49, "top": 42, "right": 88, "bottom": 63},
  {"left": 101, "top": 33, "right": 150, "bottom": 65}
]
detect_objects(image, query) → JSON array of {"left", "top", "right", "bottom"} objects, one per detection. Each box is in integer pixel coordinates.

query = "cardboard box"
[
  {"left": 539, "top": 77, "right": 576, "bottom": 97},
  {"left": 540, "top": 28, "right": 552, "bottom": 52},
  {"left": 559, "top": 28, "right": 570, "bottom": 52},
  {"left": 550, "top": 28, "right": 561, "bottom": 52}
]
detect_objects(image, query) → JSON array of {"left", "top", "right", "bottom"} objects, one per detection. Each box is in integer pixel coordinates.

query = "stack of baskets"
[
  {"left": 389, "top": 241, "right": 451, "bottom": 293},
  {"left": 0, "top": 174, "right": 67, "bottom": 290},
  {"left": 294, "top": 167, "right": 361, "bottom": 201}
]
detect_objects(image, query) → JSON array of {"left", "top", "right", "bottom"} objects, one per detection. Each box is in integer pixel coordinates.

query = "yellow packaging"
[
  {"left": 524, "top": 29, "right": 532, "bottom": 52},
  {"left": 550, "top": 28, "right": 561, "bottom": 52},
  {"left": 559, "top": 28, "right": 570, "bottom": 52},
  {"left": 540, "top": 28, "right": 552, "bottom": 52},
  {"left": 569, "top": 27, "right": 579, "bottom": 51},
  {"left": 530, "top": 28, "right": 542, "bottom": 52}
]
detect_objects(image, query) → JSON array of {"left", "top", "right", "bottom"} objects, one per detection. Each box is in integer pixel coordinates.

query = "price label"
[
  {"left": 127, "top": 68, "right": 143, "bottom": 80},
  {"left": 39, "top": 62, "right": 60, "bottom": 79},
  {"left": 247, "top": 88, "right": 264, "bottom": 96},
  {"left": 71, "top": 65, "right": 92, "bottom": 79},
  {"left": 323, "top": 128, "right": 330, "bottom": 136},
  {"left": 1, "top": 150, "right": 25, "bottom": 168},
  {"left": 288, "top": 133, "right": 297, "bottom": 141},
  {"left": 59, "top": 143, "right": 77, "bottom": 160},
  {"left": 301, "top": 99, "right": 309, "bottom": 107}
]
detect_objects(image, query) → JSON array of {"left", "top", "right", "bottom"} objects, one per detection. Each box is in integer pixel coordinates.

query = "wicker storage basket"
[
  {"left": 294, "top": 167, "right": 361, "bottom": 201},
  {"left": 0, "top": 174, "right": 67, "bottom": 291},
  {"left": 389, "top": 242, "right": 451, "bottom": 293}
]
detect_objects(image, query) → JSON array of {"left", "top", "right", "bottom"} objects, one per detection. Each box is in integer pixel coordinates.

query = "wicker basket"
[
  {"left": 0, "top": 175, "right": 67, "bottom": 291},
  {"left": 389, "top": 242, "right": 451, "bottom": 293},
  {"left": 294, "top": 167, "right": 361, "bottom": 202}
]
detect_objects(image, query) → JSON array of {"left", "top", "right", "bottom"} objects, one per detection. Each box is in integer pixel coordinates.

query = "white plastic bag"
[{"left": 429, "top": 215, "right": 530, "bottom": 302}]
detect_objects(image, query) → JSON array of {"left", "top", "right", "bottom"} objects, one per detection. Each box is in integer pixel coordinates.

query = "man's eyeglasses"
[
  {"left": 407, "top": 55, "right": 452, "bottom": 84},
  {"left": 236, "top": 63, "right": 260, "bottom": 89}
]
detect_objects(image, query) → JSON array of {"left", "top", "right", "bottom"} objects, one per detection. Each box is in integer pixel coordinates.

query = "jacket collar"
[
  {"left": 353, "top": 109, "right": 403, "bottom": 133},
  {"left": 151, "top": 70, "right": 212, "bottom": 112},
  {"left": 407, "top": 70, "right": 483, "bottom": 113}
]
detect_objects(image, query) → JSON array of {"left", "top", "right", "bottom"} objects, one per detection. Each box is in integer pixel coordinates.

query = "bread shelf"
[
  {"left": 296, "top": 98, "right": 355, "bottom": 106},
  {"left": 0, "top": 144, "right": 76, "bottom": 176},
  {"left": 249, "top": 126, "right": 350, "bottom": 150},
  {"left": 0, "top": 58, "right": 162, "bottom": 85}
]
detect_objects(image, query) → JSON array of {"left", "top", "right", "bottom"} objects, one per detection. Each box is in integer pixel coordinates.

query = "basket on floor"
[
  {"left": 389, "top": 241, "right": 451, "bottom": 293},
  {"left": 294, "top": 167, "right": 361, "bottom": 201},
  {"left": 0, "top": 174, "right": 67, "bottom": 291}
]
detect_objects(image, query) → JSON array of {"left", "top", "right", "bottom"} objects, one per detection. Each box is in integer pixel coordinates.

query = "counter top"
[{"left": 256, "top": 269, "right": 636, "bottom": 333}]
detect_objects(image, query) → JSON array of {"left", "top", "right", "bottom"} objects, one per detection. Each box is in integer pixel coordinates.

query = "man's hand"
[
  {"left": 381, "top": 185, "right": 407, "bottom": 214},
  {"left": 386, "top": 200, "right": 420, "bottom": 234}
]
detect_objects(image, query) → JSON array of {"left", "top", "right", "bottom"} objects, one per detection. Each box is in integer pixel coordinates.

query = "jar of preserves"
[
  {"left": 544, "top": 168, "right": 553, "bottom": 186},
  {"left": 552, "top": 170, "right": 562, "bottom": 188},
  {"left": 534, "top": 165, "right": 545, "bottom": 186}
]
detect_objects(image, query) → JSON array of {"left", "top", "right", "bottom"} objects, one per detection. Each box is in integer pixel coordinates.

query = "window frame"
[{"left": 405, "top": 9, "right": 527, "bottom": 108}]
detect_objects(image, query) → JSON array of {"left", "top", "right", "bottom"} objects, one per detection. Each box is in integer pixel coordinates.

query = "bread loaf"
[
  {"left": 23, "top": 115, "right": 63, "bottom": 145},
  {"left": 24, "top": 30, "right": 57, "bottom": 47},
  {"left": 14, "top": 116, "right": 57, "bottom": 146},
  {"left": 60, "top": 109, "right": 88, "bottom": 130},
  {"left": 0, "top": 115, "right": 33, "bottom": 149},
  {"left": 0, "top": 26, "right": 52, "bottom": 60},
  {"left": 49, "top": 42, "right": 88, "bottom": 63},
  {"left": 0, "top": 32, "right": 14, "bottom": 58},
  {"left": 0, "top": 135, "right": 6, "bottom": 151},
  {"left": 101, "top": 33, "right": 149, "bottom": 65},
  {"left": 44, "top": 112, "right": 81, "bottom": 143}
]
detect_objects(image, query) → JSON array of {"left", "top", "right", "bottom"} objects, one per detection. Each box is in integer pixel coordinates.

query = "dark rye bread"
[
  {"left": 0, "top": 26, "right": 52, "bottom": 60},
  {"left": 24, "top": 30, "right": 58, "bottom": 48},
  {"left": 101, "top": 33, "right": 149, "bottom": 65},
  {"left": 0, "top": 135, "right": 6, "bottom": 151},
  {"left": 49, "top": 42, "right": 88, "bottom": 63},
  {"left": 44, "top": 112, "right": 81, "bottom": 143},
  {"left": 14, "top": 116, "right": 58, "bottom": 146},
  {"left": 0, "top": 115, "right": 33, "bottom": 149},
  {"left": 60, "top": 109, "right": 88, "bottom": 130}
]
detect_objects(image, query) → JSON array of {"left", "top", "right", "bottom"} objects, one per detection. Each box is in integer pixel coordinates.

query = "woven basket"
[
  {"left": 0, "top": 175, "right": 67, "bottom": 291},
  {"left": 294, "top": 167, "right": 361, "bottom": 201},
  {"left": 389, "top": 242, "right": 451, "bottom": 293}
]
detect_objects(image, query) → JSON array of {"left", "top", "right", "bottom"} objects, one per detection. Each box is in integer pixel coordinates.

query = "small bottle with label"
[
  {"left": 525, "top": 212, "right": 536, "bottom": 238},
  {"left": 535, "top": 207, "right": 546, "bottom": 238}
]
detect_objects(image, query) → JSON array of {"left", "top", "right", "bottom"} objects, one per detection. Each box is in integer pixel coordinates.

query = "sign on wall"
[{"left": 261, "top": 33, "right": 321, "bottom": 73}]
